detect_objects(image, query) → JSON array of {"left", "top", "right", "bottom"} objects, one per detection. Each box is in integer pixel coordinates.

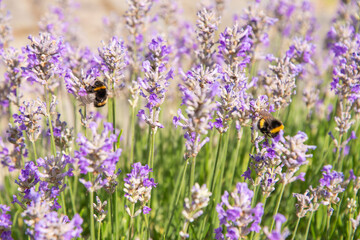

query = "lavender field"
[{"left": 0, "top": 0, "right": 359, "bottom": 239}]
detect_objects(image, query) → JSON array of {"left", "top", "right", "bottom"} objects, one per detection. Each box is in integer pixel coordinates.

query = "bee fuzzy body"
[
  {"left": 87, "top": 81, "right": 108, "bottom": 108},
  {"left": 257, "top": 111, "right": 284, "bottom": 138}
]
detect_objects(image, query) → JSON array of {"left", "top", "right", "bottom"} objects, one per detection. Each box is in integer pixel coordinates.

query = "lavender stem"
[
  {"left": 165, "top": 159, "right": 189, "bottom": 238},
  {"left": 291, "top": 217, "right": 301, "bottom": 240},
  {"left": 270, "top": 183, "right": 286, "bottom": 231}
]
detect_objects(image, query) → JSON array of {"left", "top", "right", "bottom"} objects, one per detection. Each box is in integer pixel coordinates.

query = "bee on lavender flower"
[
  {"left": 86, "top": 80, "right": 108, "bottom": 108},
  {"left": 257, "top": 110, "right": 284, "bottom": 138}
]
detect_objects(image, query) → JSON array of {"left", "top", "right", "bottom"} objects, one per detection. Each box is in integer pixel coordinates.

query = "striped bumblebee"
[
  {"left": 86, "top": 80, "right": 108, "bottom": 108},
  {"left": 257, "top": 110, "right": 284, "bottom": 138}
]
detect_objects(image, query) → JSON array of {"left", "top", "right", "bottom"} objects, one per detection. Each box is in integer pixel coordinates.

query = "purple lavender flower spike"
[
  {"left": 215, "top": 182, "right": 264, "bottom": 239},
  {"left": 123, "top": 162, "right": 157, "bottom": 217},
  {"left": 0, "top": 204, "right": 13, "bottom": 240},
  {"left": 263, "top": 213, "right": 290, "bottom": 240},
  {"left": 74, "top": 121, "right": 121, "bottom": 193},
  {"left": 22, "top": 33, "right": 65, "bottom": 88}
]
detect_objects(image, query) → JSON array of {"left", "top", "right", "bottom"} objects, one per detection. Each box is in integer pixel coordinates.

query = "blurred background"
[{"left": 7, "top": 0, "right": 338, "bottom": 49}]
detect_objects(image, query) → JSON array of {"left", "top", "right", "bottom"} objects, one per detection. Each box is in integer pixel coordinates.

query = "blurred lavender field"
[{"left": 0, "top": 0, "right": 359, "bottom": 240}]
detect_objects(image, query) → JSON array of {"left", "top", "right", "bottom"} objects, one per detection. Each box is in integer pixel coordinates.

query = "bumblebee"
[
  {"left": 87, "top": 81, "right": 108, "bottom": 108},
  {"left": 257, "top": 111, "right": 284, "bottom": 138}
]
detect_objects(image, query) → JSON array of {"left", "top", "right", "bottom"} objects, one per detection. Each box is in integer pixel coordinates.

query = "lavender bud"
[
  {"left": 93, "top": 196, "right": 108, "bottom": 223},
  {"left": 123, "top": 162, "right": 157, "bottom": 216},
  {"left": 180, "top": 183, "right": 211, "bottom": 238}
]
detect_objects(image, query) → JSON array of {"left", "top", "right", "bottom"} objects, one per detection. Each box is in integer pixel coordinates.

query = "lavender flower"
[
  {"left": 75, "top": 121, "right": 121, "bottom": 192},
  {"left": 0, "top": 47, "right": 25, "bottom": 107},
  {"left": 138, "top": 36, "right": 172, "bottom": 131},
  {"left": 0, "top": 0, "right": 12, "bottom": 48},
  {"left": 174, "top": 67, "right": 219, "bottom": 159},
  {"left": 97, "top": 37, "right": 128, "bottom": 91},
  {"left": 319, "top": 165, "right": 346, "bottom": 207},
  {"left": 51, "top": 113, "right": 74, "bottom": 151},
  {"left": 64, "top": 70, "right": 98, "bottom": 107},
  {"left": 13, "top": 162, "right": 40, "bottom": 208},
  {"left": 216, "top": 26, "right": 253, "bottom": 133},
  {"left": 293, "top": 189, "right": 315, "bottom": 218},
  {"left": 0, "top": 204, "right": 13, "bottom": 240},
  {"left": 195, "top": 8, "right": 220, "bottom": 67},
  {"left": 179, "top": 183, "right": 212, "bottom": 238},
  {"left": 38, "top": 0, "right": 79, "bottom": 44},
  {"left": 215, "top": 182, "right": 264, "bottom": 239},
  {"left": 93, "top": 196, "right": 108, "bottom": 223},
  {"left": 123, "top": 162, "right": 157, "bottom": 216},
  {"left": 22, "top": 190, "right": 82, "bottom": 240},
  {"left": 36, "top": 153, "right": 72, "bottom": 187},
  {"left": 240, "top": 3, "right": 277, "bottom": 53},
  {"left": 22, "top": 33, "right": 65, "bottom": 88},
  {"left": 268, "top": 0, "right": 316, "bottom": 38},
  {"left": 124, "top": 0, "right": 153, "bottom": 70},
  {"left": 263, "top": 214, "right": 290, "bottom": 240},
  {"left": 0, "top": 124, "right": 28, "bottom": 171}
]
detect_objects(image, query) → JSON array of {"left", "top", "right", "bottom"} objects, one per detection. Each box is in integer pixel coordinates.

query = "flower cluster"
[
  {"left": 180, "top": 183, "right": 212, "bottom": 238},
  {"left": 64, "top": 70, "right": 98, "bottom": 107},
  {"left": 137, "top": 36, "right": 173, "bottom": 131},
  {"left": 22, "top": 33, "right": 65, "bottom": 87},
  {"left": 0, "top": 47, "right": 25, "bottom": 107},
  {"left": 215, "top": 182, "right": 264, "bottom": 239},
  {"left": 268, "top": 0, "right": 316, "bottom": 38},
  {"left": 216, "top": 24, "right": 253, "bottom": 133},
  {"left": 240, "top": 2, "right": 277, "bottom": 51},
  {"left": 0, "top": 124, "right": 28, "bottom": 171},
  {"left": 173, "top": 67, "right": 219, "bottom": 159},
  {"left": 124, "top": 0, "right": 153, "bottom": 69},
  {"left": 98, "top": 37, "right": 128, "bottom": 91},
  {"left": 36, "top": 153, "right": 73, "bottom": 187},
  {"left": 195, "top": 8, "right": 220, "bottom": 67},
  {"left": 51, "top": 113, "right": 74, "bottom": 151},
  {"left": 21, "top": 189, "right": 82, "bottom": 240},
  {"left": 12, "top": 100, "right": 47, "bottom": 142},
  {"left": 123, "top": 162, "right": 157, "bottom": 216},
  {"left": 0, "top": 0, "right": 12, "bottom": 48},
  {"left": 319, "top": 165, "right": 347, "bottom": 207},
  {"left": 75, "top": 121, "right": 121, "bottom": 193},
  {"left": 93, "top": 196, "right": 108, "bottom": 223},
  {"left": 0, "top": 204, "right": 13, "bottom": 240}
]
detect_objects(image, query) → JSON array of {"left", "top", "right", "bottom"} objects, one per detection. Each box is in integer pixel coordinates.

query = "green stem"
[
  {"left": 148, "top": 128, "right": 156, "bottom": 172},
  {"left": 61, "top": 192, "right": 67, "bottom": 216},
  {"left": 348, "top": 211, "right": 352, "bottom": 240},
  {"left": 128, "top": 203, "right": 135, "bottom": 240},
  {"left": 210, "top": 133, "right": 223, "bottom": 192},
  {"left": 112, "top": 84, "right": 116, "bottom": 151},
  {"left": 108, "top": 196, "right": 113, "bottom": 240},
  {"left": 97, "top": 222, "right": 101, "bottom": 240},
  {"left": 270, "top": 183, "right": 286, "bottom": 231},
  {"left": 217, "top": 129, "right": 230, "bottom": 198},
  {"left": 90, "top": 190, "right": 95, "bottom": 240},
  {"left": 115, "top": 189, "right": 119, "bottom": 240},
  {"left": 130, "top": 106, "right": 136, "bottom": 165},
  {"left": 330, "top": 193, "right": 344, "bottom": 239},
  {"left": 326, "top": 206, "right": 331, "bottom": 240},
  {"left": 31, "top": 140, "right": 37, "bottom": 160},
  {"left": 189, "top": 156, "right": 196, "bottom": 198},
  {"left": 304, "top": 211, "right": 314, "bottom": 239},
  {"left": 67, "top": 176, "right": 77, "bottom": 214},
  {"left": 45, "top": 87, "right": 56, "bottom": 156},
  {"left": 165, "top": 159, "right": 189, "bottom": 238},
  {"left": 227, "top": 131, "right": 242, "bottom": 190},
  {"left": 291, "top": 217, "right": 301, "bottom": 240}
]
